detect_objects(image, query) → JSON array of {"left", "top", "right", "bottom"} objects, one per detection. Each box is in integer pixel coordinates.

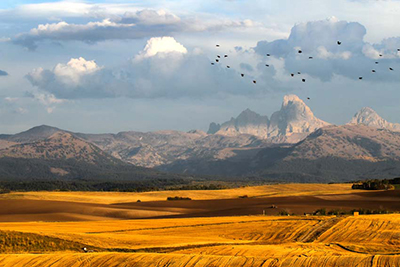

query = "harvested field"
[{"left": 0, "top": 185, "right": 399, "bottom": 266}]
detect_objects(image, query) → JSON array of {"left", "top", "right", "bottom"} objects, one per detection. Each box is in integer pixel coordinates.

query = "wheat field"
[{"left": 0, "top": 184, "right": 399, "bottom": 266}]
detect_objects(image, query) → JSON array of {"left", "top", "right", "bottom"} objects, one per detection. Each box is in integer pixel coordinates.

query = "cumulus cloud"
[
  {"left": 0, "top": 70, "right": 8, "bottom": 76},
  {"left": 135, "top": 36, "right": 187, "bottom": 59},
  {"left": 12, "top": 8, "right": 258, "bottom": 50},
  {"left": 27, "top": 36, "right": 279, "bottom": 99},
  {"left": 27, "top": 58, "right": 104, "bottom": 99},
  {"left": 253, "top": 17, "right": 400, "bottom": 82}
]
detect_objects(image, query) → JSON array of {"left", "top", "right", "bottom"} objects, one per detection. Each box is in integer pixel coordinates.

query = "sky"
[{"left": 0, "top": 0, "right": 400, "bottom": 134}]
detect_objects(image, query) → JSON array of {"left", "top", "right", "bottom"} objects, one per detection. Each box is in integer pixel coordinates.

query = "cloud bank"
[
  {"left": 26, "top": 19, "right": 400, "bottom": 101},
  {"left": 253, "top": 17, "right": 400, "bottom": 82},
  {"left": 12, "top": 8, "right": 258, "bottom": 50},
  {"left": 27, "top": 36, "right": 268, "bottom": 99}
]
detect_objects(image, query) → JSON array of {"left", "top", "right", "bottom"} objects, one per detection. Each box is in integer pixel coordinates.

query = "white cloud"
[
  {"left": 10, "top": 5, "right": 260, "bottom": 50},
  {"left": 26, "top": 36, "right": 272, "bottom": 99},
  {"left": 253, "top": 18, "right": 400, "bottom": 82},
  {"left": 53, "top": 57, "right": 102, "bottom": 84},
  {"left": 136, "top": 36, "right": 187, "bottom": 59}
]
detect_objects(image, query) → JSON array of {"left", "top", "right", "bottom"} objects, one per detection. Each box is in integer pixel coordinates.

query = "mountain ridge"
[{"left": 2, "top": 95, "right": 400, "bottom": 182}]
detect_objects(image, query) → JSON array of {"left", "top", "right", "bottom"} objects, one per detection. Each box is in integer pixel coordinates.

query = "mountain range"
[{"left": 1, "top": 94, "right": 400, "bottom": 182}]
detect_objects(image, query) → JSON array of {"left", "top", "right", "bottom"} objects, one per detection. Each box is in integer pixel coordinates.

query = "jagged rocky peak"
[
  {"left": 280, "top": 94, "right": 316, "bottom": 121},
  {"left": 212, "top": 108, "right": 269, "bottom": 137},
  {"left": 350, "top": 107, "right": 382, "bottom": 125},
  {"left": 268, "top": 95, "right": 330, "bottom": 137},
  {"left": 207, "top": 122, "right": 221, "bottom": 134},
  {"left": 236, "top": 108, "right": 269, "bottom": 125},
  {"left": 208, "top": 95, "right": 329, "bottom": 141},
  {"left": 349, "top": 107, "right": 400, "bottom": 131}
]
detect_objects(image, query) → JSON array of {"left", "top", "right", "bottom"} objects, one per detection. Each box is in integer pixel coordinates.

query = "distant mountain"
[
  {"left": 348, "top": 107, "right": 400, "bottom": 132},
  {"left": 161, "top": 124, "right": 400, "bottom": 182},
  {"left": 2, "top": 95, "right": 400, "bottom": 183},
  {"left": 0, "top": 125, "right": 62, "bottom": 143},
  {"left": 208, "top": 95, "right": 330, "bottom": 143},
  {"left": 0, "top": 132, "right": 119, "bottom": 165},
  {"left": 208, "top": 109, "right": 269, "bottom": 137},
  {"left": 0, "top": 131, "right": 183, "bottom": 182},
  {"left": 78, "top": 130, "right": 271, "bottom": 168}
]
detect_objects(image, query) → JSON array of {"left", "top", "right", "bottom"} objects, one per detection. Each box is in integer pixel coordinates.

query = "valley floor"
[{"left": 0, "top": 184, "right": 399, "bottom": 266}]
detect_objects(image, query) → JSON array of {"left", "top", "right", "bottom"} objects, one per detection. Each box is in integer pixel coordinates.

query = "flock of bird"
[{"left": 211, "top": 41, "right": 399, "bottom": 99}]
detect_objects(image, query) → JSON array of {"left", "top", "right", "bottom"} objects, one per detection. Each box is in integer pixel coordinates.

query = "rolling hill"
[{"left": 2, "top": 95, "right": 400, "bottom": 183}]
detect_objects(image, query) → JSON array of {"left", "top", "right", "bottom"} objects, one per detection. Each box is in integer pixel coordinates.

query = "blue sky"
[{"left": 0, "top": 0, "right": 400, "bottom": 134}]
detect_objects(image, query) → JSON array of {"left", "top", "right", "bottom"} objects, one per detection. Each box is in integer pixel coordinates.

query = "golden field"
[
  {"left": 0, "top": 184, "right": 399, "bottom": 266},
  {"left": 0, "top": 183, "right": 353, "bottom": 204}
]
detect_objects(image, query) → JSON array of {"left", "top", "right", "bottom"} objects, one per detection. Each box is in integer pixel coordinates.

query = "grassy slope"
[{"left": 0, "top": 215, "right": 400, "bottom": 266}]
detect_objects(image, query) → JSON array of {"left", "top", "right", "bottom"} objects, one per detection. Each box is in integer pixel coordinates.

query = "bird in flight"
[
  {"left": 227, "top": 66, "right": 230, "bottom": 68},
  {"left": 216, "top": 45, "right": 220, "bottom": 47},
  {"left": 217, "top": 55, "right": 221, "bottom": 58},
  {"left": 253, "top": 80, "right": 257, "bottom": 84},
  {"left": 372, "top": 70, "right": 376, "bottom": 73},
  {"left": 211, "top": 63, "right": 215, "bottom": 65},
  {"left": 375, "top": 62, "right": 379, "bottom": 64},
  {"left": 337, "top": 41, "right": 342, "bottom": 45},
  {"left": 309, "top": 57, "right": 313, "bottom": 60},
  {"left": 307, "top": 97, "right": 310, "bottom": 100},
  {"left": 379, "top": 54, "right": 383, "bottom": 57},
  {"left": 224, "top": 55, "right": 228, "bottom": 58},
  {"left": 302, "top": 79, "right": 306, "bottom": 82},
  {"left": 216, "top": 59, "right": 219, "bottom": 63},
  {"left": 266, "top": 64, "right": 270, "bottom": 67},
  {"left": 291, "top": 73, "right": 295, "bottom": 77},
  {"left": 389, "top": 67, "right": 394, "bottom": 71},
  {"left": 241, "top": 74, "right": 245, "bottom": 77},
  {"left": 297, "top": 72, "right": 301, "bottom": 75},
  {"left": 298, "top": 50, "right": 303, "bottom": 54},
  {"left": 266, "top": 54, "right": 271, "bottom": 57},
  {"left": 359, "top": 77, "right": 363, "bottom": 80}
]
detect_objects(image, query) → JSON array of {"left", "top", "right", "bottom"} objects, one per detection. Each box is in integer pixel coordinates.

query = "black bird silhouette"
[
  {"left": 216, "top": 59, "right": 219, "bottom": 62},
  {"left": 375, "top": 62, "right": 379, "bottom": 64},
  {"left": 398, "top": 49, "right": 400, "bottom": 52},
  {"left": 389, "top": 67, "right": 394, "bottom": 71},
  {"left": 291, "top": 73, "right": 294, "bottom": 77},
  {"left": 241, "top": 73, "right": 245, "bottom": 77},
  {"left": 372, "top": 70, "right": 376, "bottom": 73},
  {"left": 266, "top": 64, "right": 270, "bottom": 67},
  {"left": 302, "top": 79, "right": 306, "bottom": 82},
  {"left": 224, "top": 55, "right": 228, "bottom": 58},
  {"left": 297, "top": 72, "right": 301, "bottom": 75},
  {"left": 253, "top": 80, "right": 257, "bottom": 84},
  {"left": 307, "top": 97, "right": 310, "bottom": 100},
  {"left": 227, "top": 66, "right": 230, "bottom": 68},
  {"left": 359, "top": 77, "right": 363, "bottom": 80},
  {"left": 211, "top": 63, "right": 215, "bottom": 65},
  {"left": 266, "top": 54, "right": 271, "bottom": 56},
  {"left": 217, "top": 55, "right": 221, "bottom": 58},
  {"left": 216, "top": 45, "right": 220, "bottom": 47},
  {"left": 298, "top": 50, "right": 303, "bottom": 54},
  {"left": 379, "top": 54, "right": 383, "bottom": 57},
  {"left": 337, "top": 41, "right": 342, "bottom": 45},
  {"left": 309, "top": 57, "right": 313, "bottom": 59}
]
